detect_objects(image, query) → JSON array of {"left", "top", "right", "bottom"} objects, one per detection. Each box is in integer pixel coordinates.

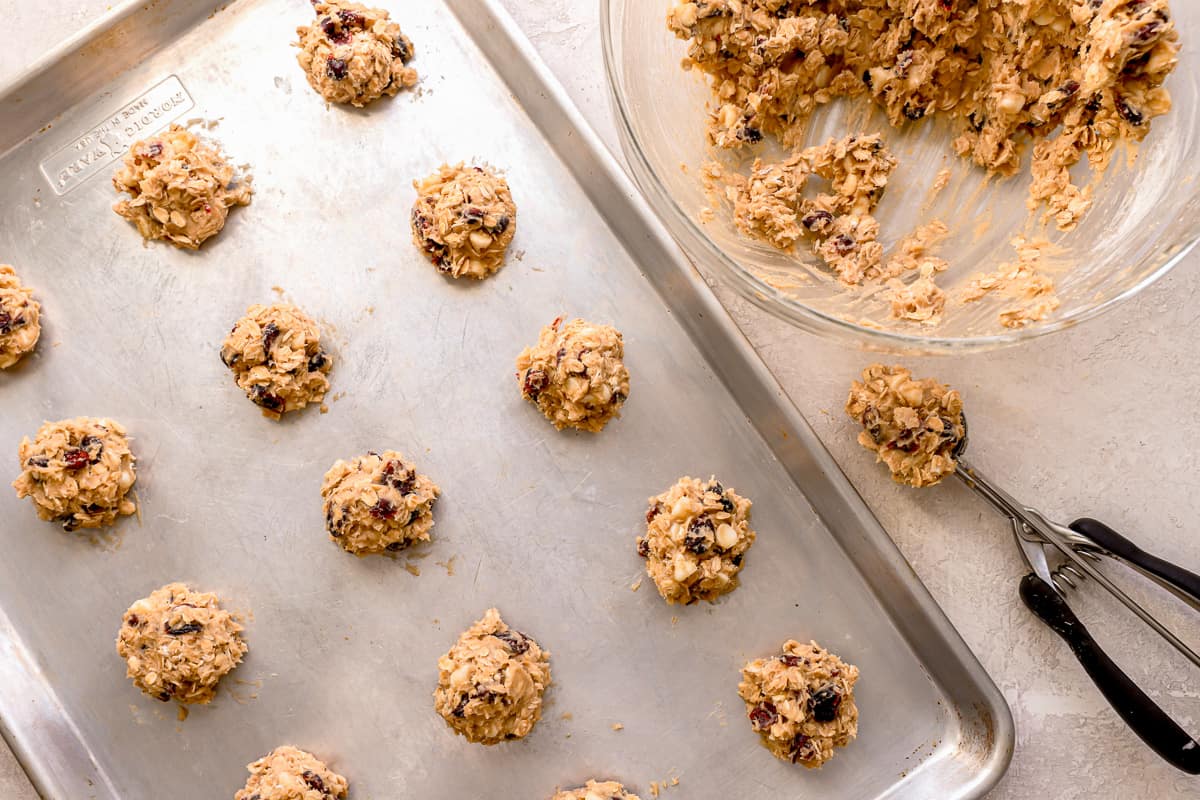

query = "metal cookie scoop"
[{"left": 950, "top": 414, "right": 1200, "bottom": 774}]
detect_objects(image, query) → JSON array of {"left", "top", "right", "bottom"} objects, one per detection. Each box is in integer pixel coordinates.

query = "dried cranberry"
[
  {"left": 126, "top": 614, "right": 140, "bottom": 626},
  {"left": 145, "top": 142, "right": 163, "bottom": 158},
  {"left": 903, "top": 103, "right": 925, "bottom": 121},
  {"left": 645, "top": 504, "right": 661, "bottom": 523},
  {"left": 831, "top": 234, "right": 857, "bottom": 255},
  {"left": 385, "top": 540, "right": 408, "bottom": 552},
  {"left": 308, "top": 350, "right": 328, "bottom": 372},
  {"left": 393, "top": 35, "right": 412, "bottom": 62},
  {"left": 801, "top": 210, "right": 833, "bottom": 231},
  {"left": 250, "top": 386, "right": 285, "bottom": 412},
  {"left": 789, "top": 733, "right": 818, "bottom": 763},
  {"left": 749, "top": 701, "right": 778, "bottom": 731},
  {"left": 63, "top": 449, "right": 89, "bottom": 470},
  {"left": 488, "top": 215, "right": 510, "bottom": 235},
  {"left": 738, "top": 126, "right": 764, "bottom": 143},
  {"left": 492, "top": 629, "right": 531, "bottom": 655},
  {"left": 685, "top": 517, "right": 714, "bottom": 554},
  {"left": 302, "top": 770, "right": 327, "bottom": 794},
  {"left": 1117, "top": 98, "right": 1145, "bottom": 126},
  {"left": 337, "top": 8, "right": 364, "bottom": 28},
  {"left": 326, "top": 57, "right": 349, "bottom": 80},
  {"left": 462, "top": 207, "right": 485, "bottom": 224},
  {"left": 80, "top": 435, "right": 103, "bottom": 462},
  {"left": 636, "top": 537, "right": 650, "bottom": 557},
  {"left": 165, "top": 621, "right": 203, "bottom": 636},
  {"left": 220, "top": 346, "right": 240, "bottom": 368},
  {"left": 27, "top": 455, "right": 49, "bottom": 469},
  {"left": 261, "top": 322, "right": 280, "bottom": 355},
  {"left": 452, "top": 694, "right": 469, "bottom": 717},
  {"left": 523, "top": 368, "right": 549, "bottom": 399},
  {"left": 779, "top": 653, "right": 804, "bottom": 667},
  {"left": 370, "top": 498, "right": 399, "bottom": 520},
  {"left": 731, "top": 553, "right": 744, "bottom": 567},
  {"left": 0, "top": 311, "right": 11, "bottom": 334},
  {"left": 380, "top": 460, "right": 416, "bottom": 493},
  {"left": 810, "top": 685, "right": 842, "bottom": 722}
]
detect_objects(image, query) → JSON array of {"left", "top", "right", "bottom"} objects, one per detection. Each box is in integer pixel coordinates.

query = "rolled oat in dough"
[
  {"left": 296, "top": 2, "right": 417, "bottom": 107},
  {"left": 434, "top": 608, "right": 551, "bottom": 745},
  {"left": 0, "top": 265, "right": 41, "bottom": 369},
  {"left": 12, "top": 417, "right": 137, "bottom": 531},
  {"left": 411, "top": 163, "right": 517, "bottom": 280},
  {"left": 669, "top": 0, "right": 1179, "bottom": 231},
  {"left": 116, "top": 582, "right": 247, "bottom": 704},
  {"left": 516, "top": 317, "right": 630, "bottom": 433},
  {"left": 221, "top": 303, "right": 332, "bottom": 420},
  {"left": 551, "top": 780, "right": 641, "bottom": 800},
  {"left": 234, "top": 745, "right": 348, "bottom": 800},
  {"left": 638, "top": 476, "right": 756, "bottom": 605},
  {"left": 739, "top": 639, "right": 860, "bottom": 768},
  {"left": 112, "top": 124, "right": 251, "bottom": 249},
  {"left": 320, "top": 450, "right": 440, "bottom": 555},
  {"left": 845, "top": 364, "right": 965, "bottom": 487}
]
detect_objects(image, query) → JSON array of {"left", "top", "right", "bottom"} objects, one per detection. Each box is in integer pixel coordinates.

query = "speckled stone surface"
[{"left": 3, "top": 2, "right": 1197, "bottom": 799}]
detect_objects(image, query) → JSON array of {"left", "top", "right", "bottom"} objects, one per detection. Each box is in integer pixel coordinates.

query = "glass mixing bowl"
[{"left": 601, "top": 1, "right": 1200, "bottom": 352}]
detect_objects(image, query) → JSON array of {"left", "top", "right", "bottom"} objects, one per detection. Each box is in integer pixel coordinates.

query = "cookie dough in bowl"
[
  {"left": 111, "top": 124, "right": 251, "bottom": 250},
  {"left": 637, "top": 476, "right": 755, "bottom": 605},
  {"left": 845, "top": 364, "right": 965, "bottom": 488},
  {"left": 551, "top": 780, "right": 641, "bottom": 800},
  {"left": 12, "top": 417, "right": 137, "bottom": 531},
  {"left": 320, "top": 450, "right": 440, "bottom": 555},
  {"left": 434, "top": 608, "right": 551, "bottom": 745},
  {"left": 116, "top": 582, "right": 247, "bottom": 705},
  {"left": 235, "top": 745, "right": 348, "bottom": 800},
  {"left": 411, "top": 163, "right": 517, "bottom": 279},
  {"left": 0, "top": 265, "right": 40, "bottom": 369},
  {"left": 296, "top": 1, "right": 418, "bottom": 107},
  {"left": 221, "top": 303, "right": 333, "bottom": 420},
  {"left": 516, "top": 317, "right": 630, "bottom": 433},
  {"left": 739, "top": 639, "right": 860, "bottom": 768}
]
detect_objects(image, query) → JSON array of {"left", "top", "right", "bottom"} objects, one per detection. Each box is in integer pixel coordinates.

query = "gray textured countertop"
[{"left": 2, "top": 1, "right": 1198, "bottom": 798}]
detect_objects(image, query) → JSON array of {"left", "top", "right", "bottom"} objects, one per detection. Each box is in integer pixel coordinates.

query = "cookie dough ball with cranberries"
[
  {"left": 739, "top": 639, "right": 860, "bottom": 768},
  {"left": 320, "top": 450, "right": 440, "bottom": 555},
  {"left": 235, "top": 745, "right": 348, "bottom": 800},
  {"left": 434, "top": 608, "right": 551, "bottom": 745},
  {"left": 637, "top": 476, "right": 755, "bottom": 604},
  {"left": 220, "top": 303, "right": 333, "bottom": 420},
  {"left": 296, "top": 2, "right": 417, "bottom": 107},
  {"left": 12, "top": 417, "right": 137, "bottom": 531},
  {"left": 411, "top": 163, "right": 517, "bottom": 279},
  {"left": 516, "top": 317, "right": 630, "bottom": 433},
  {"left": 116, "top": 582, "right": 247, "bottom": 705},
  {"left": 0, "top": 265, "right": 41, "bottom": 369}
]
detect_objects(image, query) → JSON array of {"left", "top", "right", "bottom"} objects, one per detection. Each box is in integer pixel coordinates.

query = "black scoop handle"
[
  {"left": 1070, "top": 517, "right": 1200, "bottom": 604},
  {"left": 1020, "top": 574, "right": 1200, "bottom": 774}
]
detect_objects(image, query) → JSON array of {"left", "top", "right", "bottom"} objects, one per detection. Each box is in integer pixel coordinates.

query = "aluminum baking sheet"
[{"left": 0, "top": 1, "right": 1012, "bottom": 797}]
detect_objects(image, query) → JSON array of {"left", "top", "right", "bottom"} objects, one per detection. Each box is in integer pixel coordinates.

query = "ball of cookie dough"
[
  {"left": 116, "top": 582, "right": 247, "bottom": 704},
  {"left": 551, "top": 780, "right": 641, "bottom": 800},
  {"left": 410, "top": 164, "right": 517, "bottom": 279},
  {"left": 845, "top": 364, "right": 964, "bottom": 487},
  {"left": 637, "top": 476, "right": 755, "bottom": 605},
  {"left": 320, "top": 450, "right": 440, "bottom": 555},
  {"left": 0, "top": 265, "right": 41, "bottom": 369},
  {"left": 516, "top": 317, "right": 630, "bottom": 433},
  {"left": 221, "top": 303, "right": 333, "bottom": 420},
  {"left": 111, "top": 124, "right": 251, "bottom": 250},
  {"left": 295, "top": 1, "right": 417, "bottom": 107},
  {"left": 434, "top": 608, "right": 551, "bottom": 745},
  {"left": 739, "top": 639, "right": 860, "bottom": 768},
  {"left": 235, "top": 745, "right": 348, "bottom": 800},
  {"left": 11, "top": 417, "right": 137, "bottom": 531}
]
